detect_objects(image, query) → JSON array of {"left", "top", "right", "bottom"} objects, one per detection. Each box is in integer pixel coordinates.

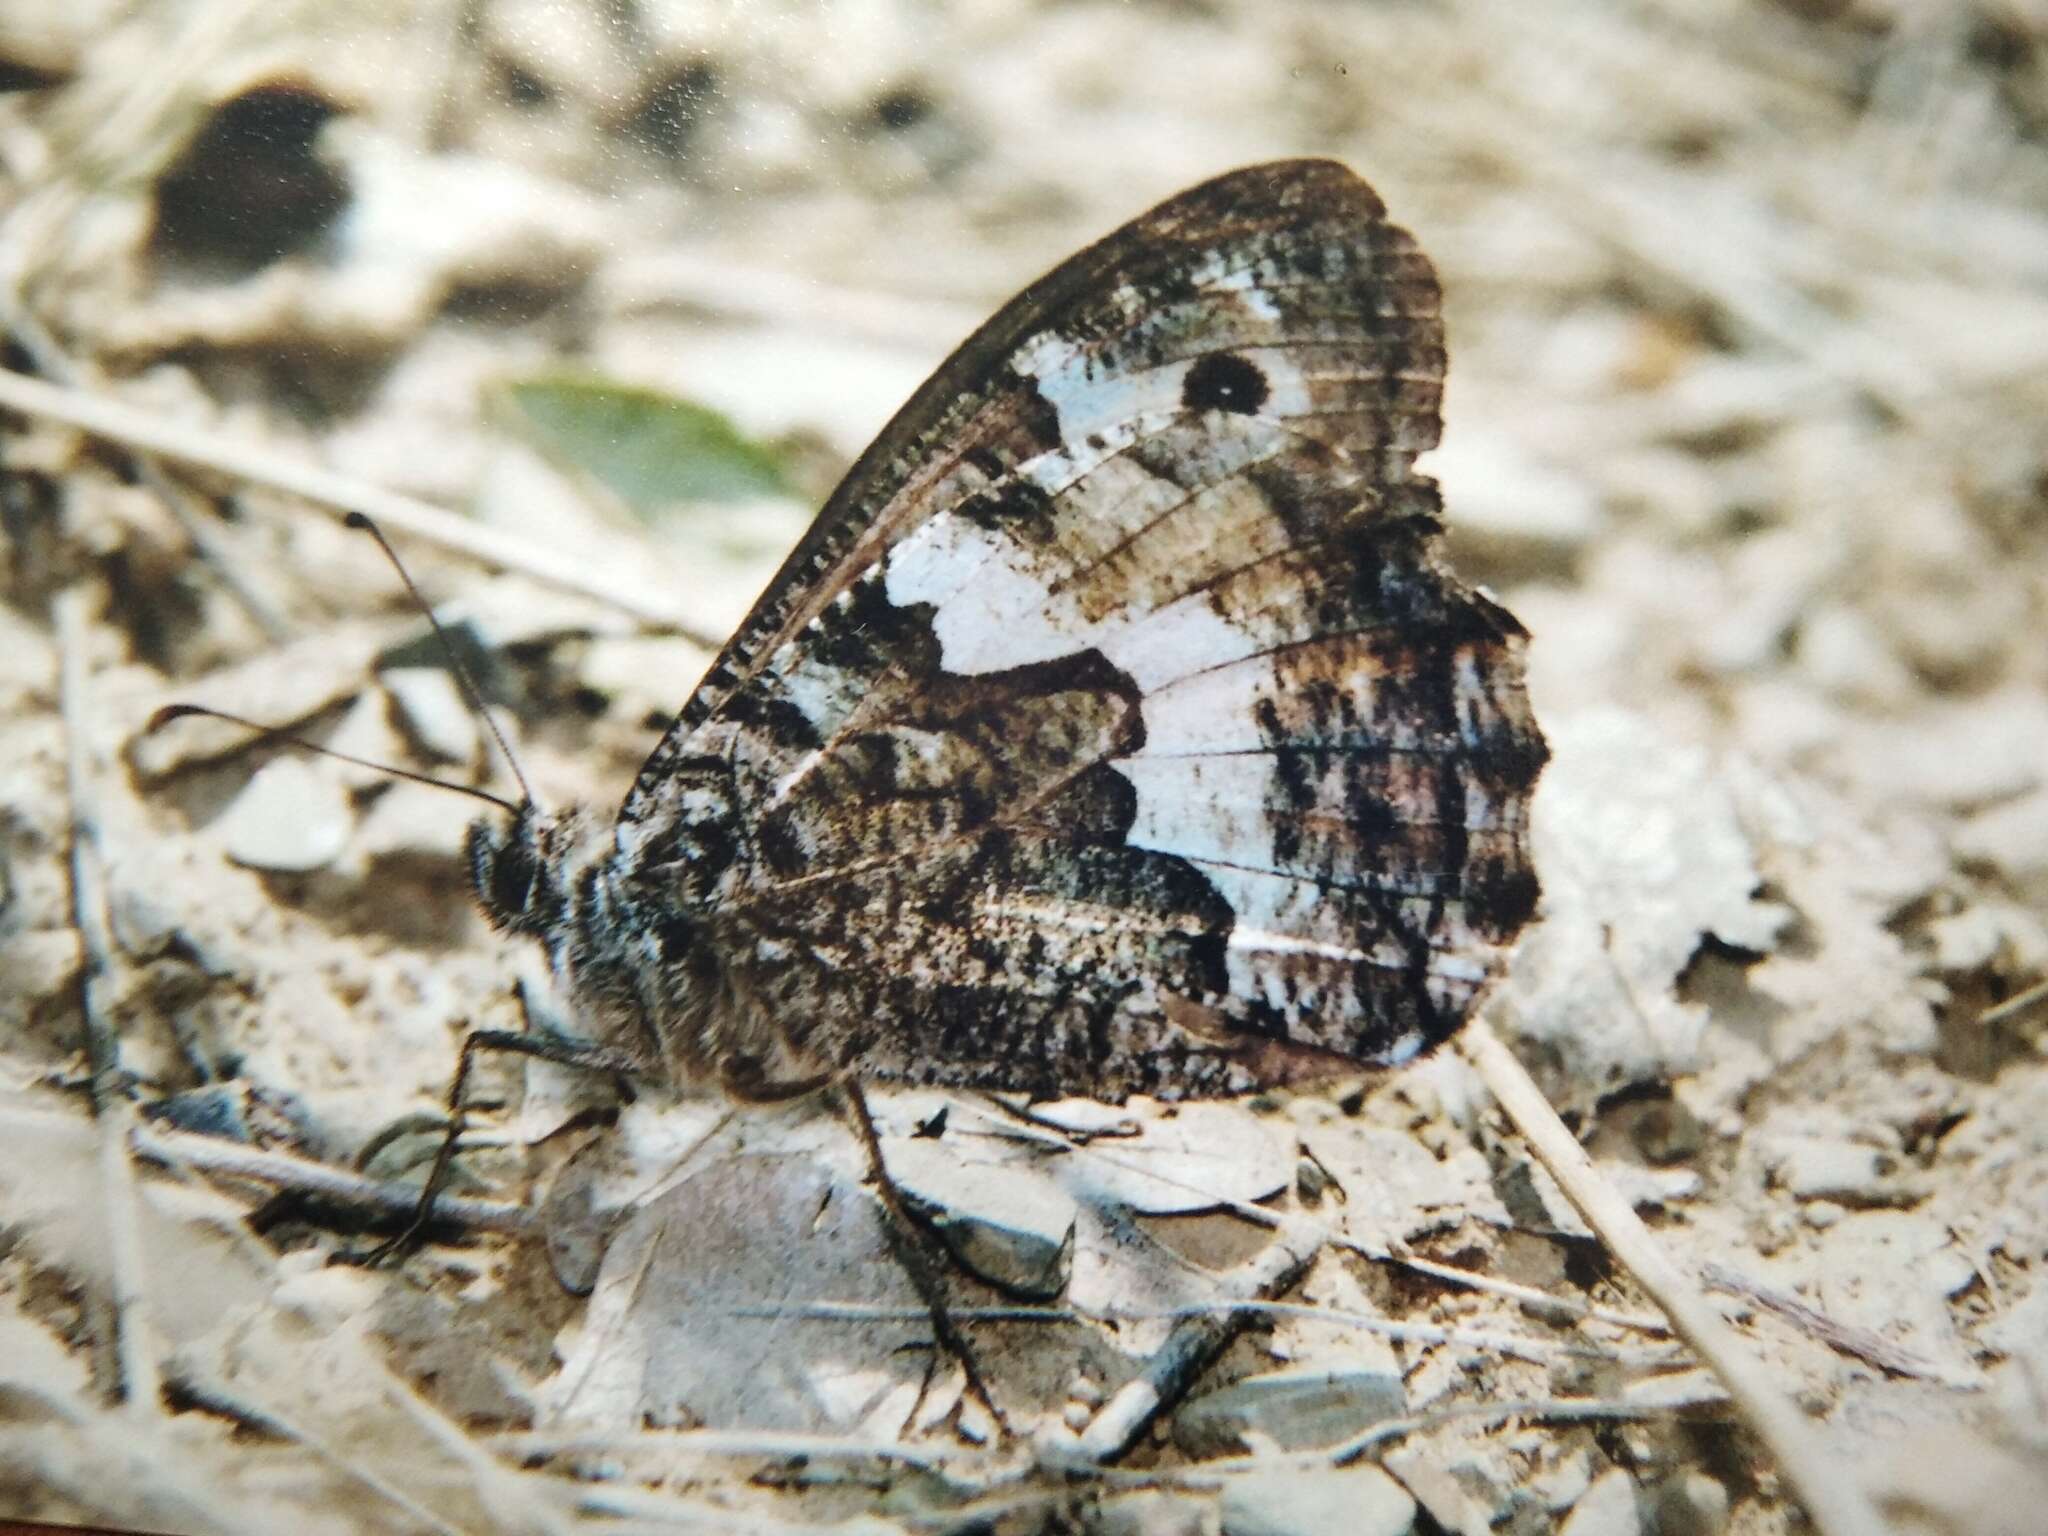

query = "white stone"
[
  {"left": 1562, "top": 1469, "right": 1641, "bottom": 1536},
  {"left": 1507, "top": 708, "right": 1791, "bottom": 1095},
  {"left": 1649, "top": 1472, "right": 1728, "bottom": 1536},
  {"left": 1759, "top": 1133, "right": 1892, "bottom": 1204},
  {"left": 1053, "top": 1101, "right": 1294, "bottom": 1215},
  {"left": 1220, "top": 1464, "right": 1415, "bottom": 1536},
  {"left": 352, "top": 780, "right": 473, "bottom": 865},
  {"left": 882, "top": 1137, "right": 1077, "bottom": 1299},
  {"left": 1954, "top": 790, "right": 2048, "bottom": 888},
  {"left": 217, "top": 757, "right": 353, "bottom": 873},
  {"left": 1173, "top": 1365, "right": 1405, "bottom": 1457}
]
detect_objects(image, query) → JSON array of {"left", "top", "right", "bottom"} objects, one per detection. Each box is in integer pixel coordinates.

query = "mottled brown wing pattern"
[{"left": 617, "top": 160, "right": 1547, "bottom": 1100}]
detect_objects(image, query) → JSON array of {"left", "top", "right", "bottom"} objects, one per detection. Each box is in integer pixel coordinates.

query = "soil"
[{"left": 1, "top": 3, "right": 2046, "bottom": 1534}]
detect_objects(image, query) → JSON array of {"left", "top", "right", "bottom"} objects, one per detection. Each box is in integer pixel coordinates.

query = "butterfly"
[{"left": 468, "top": 158, "right": 1548, "bottom": 1111}]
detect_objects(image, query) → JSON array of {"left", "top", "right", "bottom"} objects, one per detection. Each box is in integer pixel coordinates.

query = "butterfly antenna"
[
  {"left": 342, "top": 511, "right": 538, "bottom": 809},
  {"left": 147, "top": 705, "right": 522, "bottom": 814}
]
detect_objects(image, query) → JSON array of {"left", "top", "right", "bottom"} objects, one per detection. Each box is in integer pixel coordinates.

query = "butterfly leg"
[
  {"left": 835, "top": 1079, "right": 1011, "bottom": 1441},
  {"left": 355, "top": 1028, "right": 639, "bottom": 1267}
]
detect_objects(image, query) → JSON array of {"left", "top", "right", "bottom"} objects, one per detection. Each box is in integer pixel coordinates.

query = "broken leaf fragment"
[
  {"left": 493, "top": 371, "right": 796, "bottom": 515},
  {"left": 539, "top": 1140, "right": 939, "bottom": 1435}
]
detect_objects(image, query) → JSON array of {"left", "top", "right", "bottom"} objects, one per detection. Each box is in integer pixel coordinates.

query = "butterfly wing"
[{"left": 621, "top": 159, "right": 1547, "bottom": 1099}]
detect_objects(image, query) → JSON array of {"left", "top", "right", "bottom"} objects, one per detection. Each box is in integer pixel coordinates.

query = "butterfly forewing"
[{"left": 618, "top": 159, "right": 1546, "bottom": 1100}]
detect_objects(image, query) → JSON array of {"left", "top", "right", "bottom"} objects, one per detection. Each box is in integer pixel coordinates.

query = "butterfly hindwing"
[{"left": 617, "top": 160, "right": 1546, "bottom": 1099}]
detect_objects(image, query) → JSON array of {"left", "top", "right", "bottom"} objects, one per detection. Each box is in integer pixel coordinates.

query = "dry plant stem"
[
  {"left": 56, "top": 585, "right": 162, "bottom": 1414},
  {"left": 1980, "top": 975, "right": 2048, "bottom": 1027},
  {"left": 712, "top": 1298, "right": 1665, "bottom": 1367},
  {"left": 1702, "top": 1261, "right": 1947, "bottom": 1382},
  {"left": 839, "top": 1080, "right": 1012, "bottom": 1440},
  {"left": 1354, "top": 1241, "right": 1672, "bottom": 1336},
  {"left": 170, "top": 1371, "right": 467, "bottom": 1536},
  {"left": 1459, "top": 1015, "right": 1888, "bottom": 1536},
  {"left": 571, "top": 1479, "right": 876, "bottom": 1532},
  {"left": 1118, "top": 1393, "right": 1676, "bottom": 1491},
  {"left": 0, "top": 366, "right": 720, "bottom": 643},
  {"left": 129, "top": 1123, "right": 534, "bottom": 1236},
  {"left": 491, "top": 1426, "right": 950, "bottom": 1470},
  {"left": 1074, "top": 1215, "right": 1324, "bottom": 1463},
  {"left": 604, "top": 248, "right": 984, "bottom": 351},
  {"left": 1325, "top": 1390, "right": 1711, "bottom": 1470}
]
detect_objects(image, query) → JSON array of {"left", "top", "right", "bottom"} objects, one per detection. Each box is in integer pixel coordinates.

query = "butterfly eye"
[
  {"left": 491, "top": 842, "right": 539, "bottom": 918},
  {"left": 468, "top": 819, "right": 543, "bottom": 930}
]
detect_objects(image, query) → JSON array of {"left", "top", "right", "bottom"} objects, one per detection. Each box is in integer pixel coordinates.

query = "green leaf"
[{"left": 494, "top": 373, "right": 793, "bottom": 514}]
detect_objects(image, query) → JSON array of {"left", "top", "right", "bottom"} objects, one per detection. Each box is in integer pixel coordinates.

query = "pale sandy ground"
[{"left": 1, "top": 3, "right": 2046, "bottom": 1534}]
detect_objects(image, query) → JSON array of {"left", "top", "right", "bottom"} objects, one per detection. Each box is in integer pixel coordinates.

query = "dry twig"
[
  {"left": 129, "top": 1122, "right": 535, "bottom": 1236},
  {"left": 1073, "top": 1215, "right": 1325, "bottom": 1462},
  {"left": 1341, "top": 1240, "right": 1674, "bottom": 1337},
  {"left": 56, "top": 584, "right": 162, "bottom": 1414},
  {"left": 1460, "top": 1013, "right": 1888, "bottom": 1536},
  {"left": 1980, "top": 977, "right": 2048, "bottom": 1028},
  {"left": 0, "top": 366, "right": 720, "bottom": 642},
  {"left": 1703, "top": 1260, "right": 1957, "bottom": 1383}
]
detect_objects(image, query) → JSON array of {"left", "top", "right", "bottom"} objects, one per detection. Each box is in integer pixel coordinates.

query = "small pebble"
[
  {"left": 1651, "top": 1472, "right": 1729, "bottom": 1536},
  {"left": 1803, "top": 1199, "right": 1846, "bottom": 1229},
  {"left": 218, "top": 756, "right": 353, "bottom": 873},
  {"left": 1562, "top": 1468, "right": 1641, "bottom": 1536},
  {"left": 1174, "top": 1365, "right": 1405, "bottom": 1458},
  {"left": 1220, "top": 1465, "right": 1415, "bottom": 1536},
  {"left": 1763, "top": 1133, "right": 1891, "bottom": 1204}
]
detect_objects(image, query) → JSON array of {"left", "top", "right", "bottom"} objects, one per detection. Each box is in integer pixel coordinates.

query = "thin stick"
[
  {"left": 0, "top": 366, "right": 719, "bottom": 642},
  {"left": 603, "top": 248, "right": 983, "bottom": 352},
  {"left": 169, "top": 1371, "right": 468, "bottom": 1536},
  {"left": 490, "top": 1425, "right": 949, "bottom": 1469},
  {"left": 1459, "top": 1014, "right": 1887, "bottom": 1536},
  {"left": 569, "top": 1479, "right": 876, "bottom": 1533},
  {"left": 129, "top": 1122, "right": 534, "bottom": 1236},
  {"left": 1979, "top": 975, "right": 2048, "bottom": 1027},
  {"left": 707, "top": 1297, "right": 1669, "bottom": 1367},
  {"left": 1701, "top": 1261, "right": 1953, "bottom": 1383},
  {"left": 1348, "top": 1242, "right": 1672, "bottom": 1336},
  {"left": 382, "top": 1371, "right": 580, "bottom": 1536},
  {"left": 56, "top": 585, "right": 162, "bottom": 1415},
  {"left": 1073, "top": 1215, "right": 1324, "bottom": 1463},
  {"left": 1073, "top": 1393, "right": 1689, "bottom": 1497}
]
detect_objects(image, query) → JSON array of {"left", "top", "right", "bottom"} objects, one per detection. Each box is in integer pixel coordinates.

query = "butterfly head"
[
  {"left": 466, "top": 801, "right": 602, "bottom": 940},
  {"left": 465, "top": 795, "right": 725, "bottom": 1083}
]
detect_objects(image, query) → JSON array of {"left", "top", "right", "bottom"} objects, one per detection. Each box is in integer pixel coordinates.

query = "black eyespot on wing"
[{"left": 1181, "top": 351, "right": 1270, "bottom": 415}]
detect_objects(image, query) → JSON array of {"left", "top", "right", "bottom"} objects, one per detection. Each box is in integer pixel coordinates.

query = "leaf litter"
[{"left": 3, "top": 2, "right": 2048, "bottom": 1533}]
